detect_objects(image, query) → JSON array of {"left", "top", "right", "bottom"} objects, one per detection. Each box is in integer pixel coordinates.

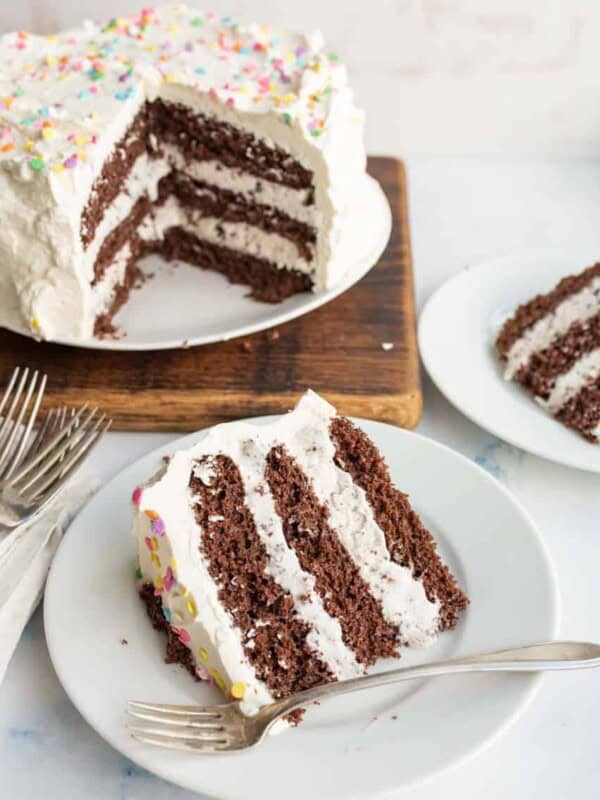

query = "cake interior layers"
[
  {"left": 496, "top": 263, "right": 600, "bottom": 442},
  {"left": 134, "top": 393, "right": 469, "bottom": 715},
  {"left": 83, "top": 99, "right": 319, "bottom": 335}
]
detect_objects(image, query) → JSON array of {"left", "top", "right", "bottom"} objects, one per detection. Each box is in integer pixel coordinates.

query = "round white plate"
[
  {"left": 44, "top": 416, "right": 558, "bottom": 798},
  {"left": 3, "top": 175, "right": 390, "bottom": 352},
  {"left": 419, "top": 247, "right": 600, "bottom": 473}
]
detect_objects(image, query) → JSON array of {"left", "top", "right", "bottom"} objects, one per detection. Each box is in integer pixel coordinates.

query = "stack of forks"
[{"left": 0, "top": 366, "right": 111, "bottom": 684}]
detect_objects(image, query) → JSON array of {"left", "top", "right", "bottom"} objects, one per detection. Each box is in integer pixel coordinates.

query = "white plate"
[
  {"left": 44, "top": 416, "right": 558, "bottom": 798},
  {"left": 3, "top": 175, "right": 390, "bottom": 352},
  {"left": 419, "top": 247, "right": 600, "bottom": 473}
]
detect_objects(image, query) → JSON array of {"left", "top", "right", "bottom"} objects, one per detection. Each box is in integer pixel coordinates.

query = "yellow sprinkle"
[
  {"left": 181, "top": 586, "right": 189, "bottom": 597},
  {"left": 198, "top": 647, "right": 208, "bottom": 662},
  {"left": 284, "top": 52, "right": 294, "bottom": 64},
  {"left": 164, "top": 73, "right": 176, "bottom": 83},
  {"left": 155, "top": 574, "right": 164, "bottom": 590},
  {"left": 145, "top": 44, "right": 157, "bottom": 52},
  {"left": 51, "top": 163, "right": 65, "bottom": 173},
  {"left": 31, "top": 317, "right": 40, "bottom": 331},
  {"left": 237, "top": 85, "right": 249, "bottom": 95},
  {"left": 170, "top": 556, "right": 178, "bottom": 570},
  {"left": 186, "top": 598, "right": 197, "bottom": 617},
  {"left": 45, "top": 55, "right": 57, "bottom": 67},
  {"left": 46, "top": 34, "right": 58, "bottom": 43},
  {"left": 210, "top": 668, "right": 226, "bottom": 691},
  {"left": 153, "top": 554, "right": 161, "bottom": 569},
  {"left": 312, "top": 62, "right": 321, "bottom": 73},
  {"left": 77, "top": 150, "right": 87, "bottom": 161},
  {"left": 25, "top": 140, "right": 35, "bottom": 152},
  {"left": 230, "top": 682, "right": 246, "bottom": 700},
  {"left": 151, "top": 536, "right": 159, "bottom": 551},
  {"left": 75, "top": 134, "right": 88, "bottom": 146},
  {"left": 41, "top": 128, "right": 54, "bottom": 139},
  {"left": 167, "top": 24, "right": 180, "bottom": 33}
]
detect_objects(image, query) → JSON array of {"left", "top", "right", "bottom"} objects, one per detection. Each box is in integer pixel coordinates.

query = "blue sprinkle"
[
  {"left": 115, "top": 86, "right": 136, "bottom": 101},
  {"left": 195, "top": 67, "right": 206, "bottom": 75},
  {"left": 78, "top": 89, "right": 90, "bottom": 100},
  {"left": 238, "top": 47, "right": 251, "bottom": 55},
  {"left": 162, "top": 607, "right": 172, "bottom": 623}
]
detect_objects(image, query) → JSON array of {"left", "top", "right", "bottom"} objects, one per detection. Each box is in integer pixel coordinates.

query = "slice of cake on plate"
[
  {"left": 496, "top": 262, "right": 600, "bottom": 442},
  {"left": 131, "top": 391, "right": 468, "bottom": 718},
  {"left": 0, "top": 5, "right": 366, "bottom": 341}
]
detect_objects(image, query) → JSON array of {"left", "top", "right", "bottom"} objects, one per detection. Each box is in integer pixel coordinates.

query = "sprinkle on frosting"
[{"left": 0, "top": 5, "right": 348, "bottom": 175}]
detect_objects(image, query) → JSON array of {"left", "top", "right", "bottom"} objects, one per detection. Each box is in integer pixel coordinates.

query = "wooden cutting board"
[{"left": 0, "top": 157, "right": 421, "bottom": 431}]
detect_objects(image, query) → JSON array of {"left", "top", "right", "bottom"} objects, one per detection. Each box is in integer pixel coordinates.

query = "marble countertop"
[{"left": 2, "top": 157, "right": 600, "bottom": 799}]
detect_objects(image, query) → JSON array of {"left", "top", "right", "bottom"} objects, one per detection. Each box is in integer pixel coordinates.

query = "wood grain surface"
[{"left": 0, "top": 156, "right": 422, "bottom": 431}]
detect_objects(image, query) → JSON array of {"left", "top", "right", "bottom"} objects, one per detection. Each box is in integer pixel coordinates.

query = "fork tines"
[
  {"left": 0, "top": 366, "right": 48, "bottom": 480},
  {"left": 127, "top": 701, "right": 234, "bottom": 753}
]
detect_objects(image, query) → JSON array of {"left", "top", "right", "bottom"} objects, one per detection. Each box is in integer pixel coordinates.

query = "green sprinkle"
[
  {"left": 30, "top": 157, "right": 45, "bottom": 171},
  {"left": 191, "top": 16, "right": 204, "bottom": 27},
  {"left": 282, "top": 112, "right": 293, "bottom": 126},
  {"left": 135, "top": 566, "right": 143, "bottom": 580},
  {"left": 13, "top": 87, "right": 24, "bottom": 97},
  {"left": 328, "top": 52, "right": 339, "bottom": 62},
  {"left": 310, "top": 129, "right": 323, "bottom": 138}
]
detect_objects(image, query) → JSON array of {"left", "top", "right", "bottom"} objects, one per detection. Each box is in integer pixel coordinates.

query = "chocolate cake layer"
[
  {"left": 92, "top": 196, "right": 152, "bottom": 285},
  {"left": 516, "top": 311, "right": 600, "bottom": 399},
  {"left": 555, "top": 377, "right": 600, "bottom": 441},
  {"left": 158, "top": 227, "right": 312, "bottom": 302},
  {"left": 148, "top": 98, "right": 314, "bottom": 192},
  {"left": 81, "top": 106, "right": 148, "bottom": 248},
  {"left": 139, "top": 582, "right": 198, "bottom": 678},
  {"left": 159, "top": 171, "right": 316, "bottom": 260},
  {"left": 190, "top": 455, "right": 334, "bottom": 699},
  {"left": 330, "top": 417, "right": 469, "bottom": 631},
  {"left": 265, "top": 445, "right": 399, "bottom": 665},
  {"left": 496, "top": 262, "right": 600, "bottom": 358},
  {"left": 93, "top": 256, "right": 144, "bottom": 339}
]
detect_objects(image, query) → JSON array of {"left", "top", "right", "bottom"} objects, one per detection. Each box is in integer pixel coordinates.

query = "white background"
[{"left": 1, "top": 2, "right": 600, "bottom": 799}]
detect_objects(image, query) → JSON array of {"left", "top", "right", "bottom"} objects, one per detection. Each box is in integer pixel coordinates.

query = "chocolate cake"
[
  {"left": 132, "top": 391, "right": 468, "bottom": 717},
  {"left": 0, "top": 6, "right": 366, "bottom": 341},
  {"left": 496, "top": 262, "right": 600, "bottom": 442}
]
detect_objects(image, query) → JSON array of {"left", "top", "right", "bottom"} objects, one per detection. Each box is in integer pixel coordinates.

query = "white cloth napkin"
[{"left": 0, "top": 480, "right": 96, "bottom": 685}]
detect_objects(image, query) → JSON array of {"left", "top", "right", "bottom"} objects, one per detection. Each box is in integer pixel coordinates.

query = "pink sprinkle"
[
  {"left": 64, "top": 154, "right": 78, "bottom": 169},
  {"left": 209, "top": 88, "right": 218, "bottom": 100},
  {"left": 144, "top": 536, "right": 153, "bottom": 551},
  {"left": 195, "top": 665, "right": 210, "bottom": 681},
  {"left": 132, "top": 487, "right": 143, "bottom": 506},
  {"left": 226, "top": 97, "right": 235, "bottom": 108},
  {"left": 172, "top": 626, "right": 191, "bottom": 645},
  {"left": 163, "top": 566, "right": 175, "bottom": 591}
]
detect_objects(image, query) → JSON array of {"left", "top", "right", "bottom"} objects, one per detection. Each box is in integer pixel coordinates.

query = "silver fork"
[
  {"left": 0, "top": 367, "right": 112, "bottom": 530},
  {"left": 128, "top": 641, "right": 600, "bottom": 753}
]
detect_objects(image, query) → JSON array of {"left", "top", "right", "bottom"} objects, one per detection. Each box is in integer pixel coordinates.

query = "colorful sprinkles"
[{"left": 0, "top": 5, "right": 342, "bottom": 174}]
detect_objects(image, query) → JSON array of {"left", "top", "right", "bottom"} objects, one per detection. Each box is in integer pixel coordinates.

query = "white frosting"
[
  {"left": 540, "top": 347, "right": 600, "bottom": 414},
  {"left": 505, "top": 276, "right": 600, "bottom": 379},
  {"left": 133, "top": 391, "right": 440, "bottom": 715},
  {"left": 0, "top": 5, "right": 365, "bottom": 341},
  {"left": 140, "top": 197, "right": 313, "bottom": 274}
]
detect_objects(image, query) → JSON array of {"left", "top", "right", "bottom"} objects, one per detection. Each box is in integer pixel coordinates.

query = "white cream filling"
[
  {"left": 540, "top": 347, "right": 600, "bottom": 414},
  {"left": 90, "top": 242, "right": 132, "bottom": 318},
  {"left": 139, "top": 197, "right": 313, "bottom": 275},
  {"left": 505, "top": 276, "right": 600, "bottom": 379}
]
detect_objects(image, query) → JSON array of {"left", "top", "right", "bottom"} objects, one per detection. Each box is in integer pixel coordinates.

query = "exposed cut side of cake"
[
  {"left": 131, "top": 391, "right": 468, "bottom": 717},
  {"left": 0, "top": 6, "right": 366, "bottom": 341},
  {"left": 496, "top": 263, "right": 600, "bottom": 442}
]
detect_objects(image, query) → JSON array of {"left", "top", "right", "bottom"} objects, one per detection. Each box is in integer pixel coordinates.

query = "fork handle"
[{"left": 270, "top": 641, "right": 600, "bottom": 720}]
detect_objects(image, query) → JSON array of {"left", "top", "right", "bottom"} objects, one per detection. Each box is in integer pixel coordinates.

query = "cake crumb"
[
  {"left": 241, "top": 340, "right": 252, "bottom": 353},
  {"left": 180, "top": 338, "right": 190, "bottom": 349},
  {"left": 121, "top": 638, "right": 128, "bottom": 645},
  {"left": 381, "top": 342, "right": 394, "bottom": 352},
  {"left": 268, "top": 329, "right": 280, "bottom": 342}
]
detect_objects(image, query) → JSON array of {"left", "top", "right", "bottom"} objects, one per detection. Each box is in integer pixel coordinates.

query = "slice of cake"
[
  {"left": 496, "top": 263, "right": 600, "bottom": 442},
  {"left": 131, "top": 391, "right": 468, "bottom": 717},
  {"left": 0, "top": 6, "right": 366, "bottom": 341}
]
